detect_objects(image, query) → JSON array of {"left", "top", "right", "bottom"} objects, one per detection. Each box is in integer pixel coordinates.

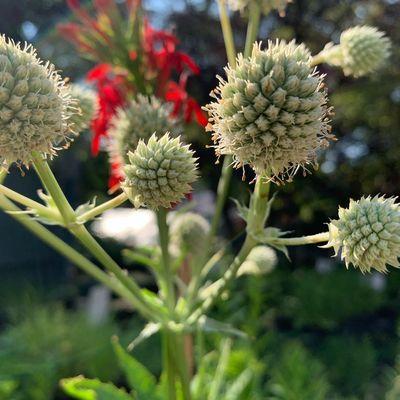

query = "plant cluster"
[{"left": 0, "top": 0, "right": 395, "bottom": 398}]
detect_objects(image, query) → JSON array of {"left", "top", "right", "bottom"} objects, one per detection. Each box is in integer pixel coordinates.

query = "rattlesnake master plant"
[
  {"left": 205, "top": 40, "right": 333, "bottom": 181},
  {"left": 170, "top": 212, "right": 211, "bottom": 258},
  {"left": 238, "top": 245, "right": 277, "bottom": 276},
  {"left": 0, "top": 35, "right": 73, "bottom": 167},
  {"left": 228, "top": 0, "right": 291, "bottom": 16},
  {"left": 122, "top": 133, "right": 198, "bottom": 210},
  {"left": 317, "top": 26, "right": 391, "bottom": 77},
  {"left": 69, "top": 84, "right": 97, "bottom": 134},
  {"left": 109, "top": 95, "right": 180, "bottom": 166},
  {"left": 326, "top": 196, "right": 400, "bottom": 273}
]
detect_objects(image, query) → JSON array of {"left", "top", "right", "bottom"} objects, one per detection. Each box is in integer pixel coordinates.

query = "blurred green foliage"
[{"left": 0, "top": 304, "right": 119, "bottom": 400}]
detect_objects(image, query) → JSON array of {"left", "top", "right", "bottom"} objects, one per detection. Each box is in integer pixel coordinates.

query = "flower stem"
[
  {"left": 163, "top": 332, "right": 177, "bottom": 400},
  {"left": 0, "top": 195, "right": 146, "bottom": 309},
  {"left": 188, "top": 176, "right": 271, "bottom": 323},
  {"left": 217, "top": 0, "right": 237, "bottom": 66},
  {"left": 244, "top": 1, "right": 261, "bottom": 58},
  {"left": 31, "top": 152, "right": 76, "bottom": 224},
  {"left": 269, "top": 232, "right": 330, "bottom": 246},
  {"left": 156, "top": 208, "right": 176, "bottom": 312},
  {"left": 77, "top": 192, "right": 128, "bottom": 223},
  {"left": 31, "top": 152, "right": 163, "bottom": 321}
]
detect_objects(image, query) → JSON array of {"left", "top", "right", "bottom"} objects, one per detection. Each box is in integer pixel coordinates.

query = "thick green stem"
[
  {"left": 172, "top": 334, "right": 192, "bottom": 400},
  {"left": 270, "top": 232, "right": 330, "bottom": 246},
  {"left": 0, "top": 195, "right": 144, "bottom": 308},
  {"left": 77, "top": 192, "right": 128, "bottom": 223},
  {"left": 156, "top": 208, "right": 175, "bottom": 312},
  {"left": 244, "top": 1, "right": 261, "bottom": 58},
  {"left": 163, "top": 332, "right": 177, "bottom": 400},
  {"left": 31, "top": 152, "right": 76, "bottom": 224},
  {"left": 217, "top": 0, "right": 237, "bottom": 66}
]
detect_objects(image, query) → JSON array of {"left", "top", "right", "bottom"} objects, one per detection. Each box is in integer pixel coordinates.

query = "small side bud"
[
  {"left": 122, "top": 133, "right": 198, "bottom": 210},
  {"left": 327, "top": 195, "right": 400, "bottom": 273}
]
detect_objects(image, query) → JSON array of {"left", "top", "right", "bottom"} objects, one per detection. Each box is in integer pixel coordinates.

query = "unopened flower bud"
[
  {"left": 69, "top": 84, "right": 97, "bottom": 134},
  {"left": 238, "top": 245, "right": 277, "bottom": 276},
  {"left": 0, "top": 35, "right": 73, "bottom": 167},
  {"left": 170, "top": 212, "right": 210, "bottom": 258},
  {"left": 109, "top": 95, "right": 181, "bottom": 166},
  {"left": 316, "top": 26, "right": 391, "bottom": 77},
  {"left": 205, "top": 40, "right": 332, "bottom": 181},
  {"left": 327, "top": 195, "right": 400, "bottom": 273},
  {"left": 122, "top": 133, "right": 198, "bottom": 210}
]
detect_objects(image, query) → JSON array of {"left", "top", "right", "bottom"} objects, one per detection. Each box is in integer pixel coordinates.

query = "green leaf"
[
  {"left": 112, "top": 338, "right": 160, "bottom": 400},
  {"left": 223, "top": 369, "right": 253, "bottom": 400},
  {"left": 197, "top": 316, "right": 248, "bottom": 339},
  {"left": 0, "top": 379, "right": 18, "bottom": 398},
  {"left": 127, "top": 323, "right": 161, "bottom": 351},
  {"left": 75, "top": 197, "right": 97, "bottom": 222},
  {"left": 231, "top": 198, "right": 249, "bottom": 222},
  {"left": 208, "top": 339, "right": 232, "bottom": 400},
  {"left": 60, "top": 376, "right": 134, "bottom": 400}
]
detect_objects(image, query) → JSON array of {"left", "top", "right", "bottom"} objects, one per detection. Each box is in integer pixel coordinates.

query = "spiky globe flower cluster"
[
  {"left": 238, "top": 245, "right": 277, "bottom": 276},
  {"left": 205, "top": 41, "right": 332, "bottom": 181},
  {"left": 109, "top": 95, "right": 180, "bottom": 166},
  {"left": 122, "top": 133, "right": 198, "bottom": 210},
  {"left": 327, "top": 196, "right": 400, "bottom": 273},
  {"left": 228, "top": 0, "right": 291, "bottom": 16},
  {"left": 170, "top": 212, "right": 210, "bottom": 257},
  {"left": 69, "top": 84, "right": 97, "bottom": 134},
  {"left": 0, "top": 35, "right": 73, "bottom": 167},
  {"left": 317, "top": 26, "right": 391, "bottom": 77}
]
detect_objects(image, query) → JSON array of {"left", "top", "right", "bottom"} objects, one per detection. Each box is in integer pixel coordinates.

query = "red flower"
[
  {"left": 165, "top": 75, "right": 207, "bottom": 127},
  {"left": 87, "top": 64, "right": 128, "bottom": 155}
]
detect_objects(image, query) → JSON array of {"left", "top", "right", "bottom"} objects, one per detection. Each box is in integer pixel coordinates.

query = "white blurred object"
[
  {"left": 86, "top": 285, "right": 111, "bottom": 325},
  {"left": 91, "top": 208, "right": 158, "bottom": 247},
  {"left": 367, "top": 273, "right": 387, "bottom": 292},
  {"left": 315, "top": 257, "right": 335, "bottom": 273}
]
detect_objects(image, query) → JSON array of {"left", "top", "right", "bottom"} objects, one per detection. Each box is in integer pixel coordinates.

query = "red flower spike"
[
  {"left": 86, "top": 64, "right": 127, "bottom": 155},
  {"left": 67, "top": 0, "right": 80, "bottom": 10},
  {"left": 93, "top": 0, "right": 114, "bottom": 12}
]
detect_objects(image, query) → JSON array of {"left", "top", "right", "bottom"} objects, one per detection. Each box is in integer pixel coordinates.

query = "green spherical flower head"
[
  {"left": 109, "top": 95, "right": 181, "bottom": 166},
  {"left": 0, "top": 35, "right": 73, "bottom": 167},
  {"left": 228, "top": 0, "right": 291, "bottom": 16},
  {"left": 69, "top": 84, "right": 97, "bottom": 134},
  {"left": 122, "top": 133, "right": 198, "bottom": 210},
  {"left": 327, "top": 195, "right": 400, "bottom": 273},
  {"left": 205, "top": 40, "right": 332, "bottom": 181},
  {"left": 339, "top": 26, "right": 391, "bottom": 77},
  {"left": 170, "top": 212, "right": 210, "bottom": 257},
  {"left": 238, "top": 245, "right": 277, "bottom": 276},
  {"left": 318, "top": 26, "right": 391, "bottom": 77}
]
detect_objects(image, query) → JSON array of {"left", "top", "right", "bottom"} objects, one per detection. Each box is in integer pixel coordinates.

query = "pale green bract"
[
  {"left": 122, "top": 133, "right": 198, "bottom": 210},
  {"left": 69, "top": 84, "right": 97, "bottom": 134},
  {"left": 109, "top": 95, "right": 181, "bottom": 167},
  {"left": 227, "top": 0, "right": 292, "bottom": 16},
  {"left": 317, "top": 26, "right": 391, "bottom": 77},
  {"left": 0, "top": 35, "right": 73, "bottom": 167},
  {"left": 327, "top": 195, "right": 400, "bottom": 273},
  {"left": 205, "top": 40, "right": 332, "bottom": 181}
]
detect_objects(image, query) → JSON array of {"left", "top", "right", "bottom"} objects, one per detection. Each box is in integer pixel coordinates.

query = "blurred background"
[{"left": 0, "top": 0, "right": 399, "bottom": 399}]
